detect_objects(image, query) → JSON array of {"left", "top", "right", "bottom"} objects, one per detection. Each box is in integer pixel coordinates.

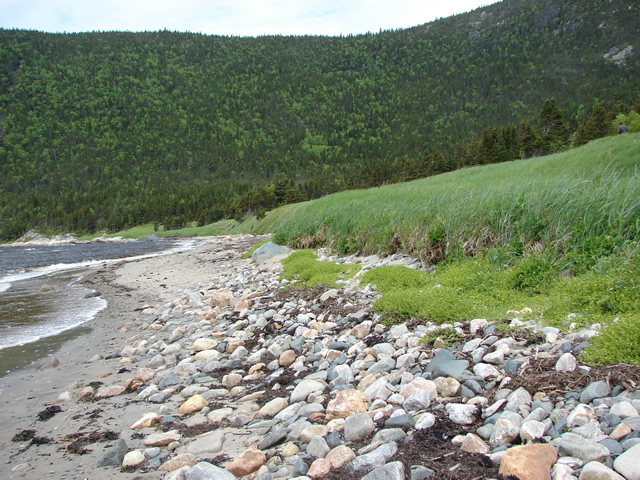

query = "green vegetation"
[
  {"left": 281, "top": 250, "right": 361, "bottom": 288},
  {"left": 263, "top": 135, "right": 640, "bottom": 365},
  {"left": 420, "top": 327, "right": 464, "bottom": 348},
  {"left": 581, "top": 314, "right": 640, "bottom": 365},
  {"left": 240, "top": 239, "right": 270, "bottom": 259},
  {"left": 1, "top": 0, "right": 639, "bottom": 239}
]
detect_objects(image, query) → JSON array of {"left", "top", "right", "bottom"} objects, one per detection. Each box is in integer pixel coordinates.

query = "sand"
[{"left": 0, "top": 235, "right": 264, "bottom": 479}]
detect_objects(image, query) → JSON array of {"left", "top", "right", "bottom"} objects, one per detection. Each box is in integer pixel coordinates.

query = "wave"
[
  {"left": 0, "top": 296, "right": 107, "bottom": 350},
  {"left": 0, "top": 237, "right": 199, "bottom": 286}
]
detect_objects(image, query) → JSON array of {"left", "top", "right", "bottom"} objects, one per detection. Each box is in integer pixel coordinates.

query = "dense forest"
[{"left": 1, "top": 0, "right": 639, "bottom": 239}]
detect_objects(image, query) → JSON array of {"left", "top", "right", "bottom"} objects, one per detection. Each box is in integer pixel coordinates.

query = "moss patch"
[
  {"left": 581, "top": 314, "right": 640, "bottom": 365},
  {"left": 281, "top": 250, "right": 361, "bottom": 287}
]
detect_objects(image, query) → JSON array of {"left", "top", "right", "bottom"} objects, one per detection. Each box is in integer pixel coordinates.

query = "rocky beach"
[{"left": 1, "top": 234, "right": 640, "bottom": 480}]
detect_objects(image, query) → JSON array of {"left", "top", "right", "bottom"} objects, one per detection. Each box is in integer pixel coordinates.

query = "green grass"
[
  {"left": 251, "top": 134, "right": 640, "bottom": 263},
  {"left": 240, "top": 239, "right": 271, "bottom": 259},
  {"left": 281, "top": 250, "right": 361, "bottom": 287}
]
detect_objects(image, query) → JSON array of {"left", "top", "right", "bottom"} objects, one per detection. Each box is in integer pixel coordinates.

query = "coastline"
[{"left": 0, "top": 235, "right": 266, "bottom": 479}]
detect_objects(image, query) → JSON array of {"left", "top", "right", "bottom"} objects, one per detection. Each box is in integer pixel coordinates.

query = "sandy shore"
[{"left": 0, "top": 235, "right": 265, "bottom": 479}]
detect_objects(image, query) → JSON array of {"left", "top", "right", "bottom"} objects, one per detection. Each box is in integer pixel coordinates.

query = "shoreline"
[
  {"left": 0, "top": 235, "right": 266, "bottom": 479},
  {"left": 1, "top": 235, "right": 638, "bottom": 480}
]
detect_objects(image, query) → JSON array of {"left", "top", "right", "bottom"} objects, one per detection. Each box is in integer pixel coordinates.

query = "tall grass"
[{"left": 252, "top": 134, "right": 640, "bottom": 261}]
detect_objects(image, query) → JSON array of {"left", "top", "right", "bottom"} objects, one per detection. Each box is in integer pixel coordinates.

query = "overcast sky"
[{"left": 1, "top": 0, "right": 500, "bottom": 37}]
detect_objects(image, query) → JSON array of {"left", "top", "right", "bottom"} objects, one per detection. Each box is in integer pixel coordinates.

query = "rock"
[
  {"left": 136, "top": 367, "right": 155, "bottom": 382},
  {"left": 131, "top": 412, "right": 161, "bottom": 430},
  {"left": 279, "top": 349, "right": 296, "bottom": 367},
  {"left": 95, "top": 385, "right": 126, "bottom": 399},
  {"left": 307, "top": 435, "right": 330, "bottom": 458},
  {"left": 613, "top": 441, "right": 640, "bottom": 480},
  {"left": 252, "top": 241, "right": 291, "bottom": 264},
  {"left": 362, "top": 461, "right": 405, "bottom": 480},
  {"left": 555, "top": 353, "right": 577, "bottom": 373},
  {"left": 403, "top": 390, "right": 431, "bottom": 412},
  {"left": 291, "top": 379, "right": 325, "bottom": 403},
  {"left": 425, "top": 350, "right": 469, "bottom": 379},
  {"left": 491, "top": 418, "right": 521, "bottom": 446},
  {"left": 326, "top": 445, "right": 357, "bottom": 469},
  {"left": 434, "top": 377, "right": 460, "bottom": 397},
  {"left": 557, "top": 432, "right": 610, "bottom": 463},
  {"left": 445, "top": 403, "right": 477, "bottom": 425},
  {"left": 259, "top": 397, "right": 289, "bottom": 417},
  {"left": 144, "top": 430, "right": 181, "bottom": 447},
  {"left": 227, "top": 448, "right": 266, "bottom": 477},
  {"left": 122, "top": 450, "right": 147, "bottom": 467},
  {"left": 327, "top": 389, "right": 368, "bottom": 419},
  {"left": 610, "top": 401, "right": 638, "bottom": 419},
  {"left": 181, "top": 430, "right": 225, "bottom": 457},
  {"left": 415, "top": 412, "right": 436, "bottom": 430},
  {"left": 347, "top": 442, "right": 398, "bottom": 474},
  {"left": 344, "top": 412, "right": 375, "bottom": 441},
  {"left": 581, "top": 461, "right": 626, "bottom": 480},
  {"left": 159, "top": 453, "right": 197, "bottom": 472},
  {"left": 76, "top": 386, "right": 94, "bottom": 401},
  {"left": 410, "top": 465, "right": 436, "bottom": 479},
  {"left": 520, "top": 420, "right": 546, "bottom": 443},
  {"left": 460, "top": 433, "right": 490, "bottom": 454},
  {"left": 473, "top": 363, "right": 500, "bottom": 379},
  {"left": 185, "top": 462, "right": 236, "bottom": 480},
  {"left": 498, "top": 444, "right": 558, "bottom": 480},
  {"left": 193, "top": 338, "right": 217, "bottom": 352},
  {"left": 580, "top": 381, "right": 611, "bottom": 404},
  {"left": 179, "top": 394, "right": 208, "bottom": 414},
  {"left": 300, "top": 425, "right": 328, "bottom": 443},
  {"left": 258, "top": 428, "right": 288, "bottom": 450},
  {"left": 222, "top": 373, "right": 242, "bottom": 388},
  {"left": 506, "top": 387, "right": 532, "bottom": 411},
  {"left": 385, "top": 413, "right": 415, "bottom": 429},
  {"left": 53, "top": 391, "right": 73, "bottom": 403},
  {"left": 307, "top": 458, "right": 332, "bottom": 479},
  {"left": 97, "top": 438, "right": 129, "bottom": 467}
]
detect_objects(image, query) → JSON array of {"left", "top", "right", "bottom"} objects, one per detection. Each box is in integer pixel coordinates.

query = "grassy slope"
[{"left": 252, "top": 134, "right": 640, "bottom": 259}]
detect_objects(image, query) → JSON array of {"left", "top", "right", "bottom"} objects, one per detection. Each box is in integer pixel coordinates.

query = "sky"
[{"left": 0, "top": 0, "right": 500, "bottom": 37}]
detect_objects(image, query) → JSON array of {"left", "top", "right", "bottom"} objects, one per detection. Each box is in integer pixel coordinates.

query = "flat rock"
[
  {"left": 185, "top": 462, "right": 236, "bottom": 480},
  {"left": 445, "top": 403, "right": 478, "bottom": 425},
  {"left": 613, "top": 441, "right": 640, "bottom": 480},
  {"left": 581, "top": 461, "right": 626, "bottom": 480},
  {"left": 580, "top": 381, "right": 611, "bottom": 404},
  {"left": 499, "top": 444, "right": 558, "bottom": 480},
  {"left": 290, "top": 379, "right": 325, "bottom": 403},
  {"left": 326, "top": 445, "right": 356, "bottom": 469},
  {"left": 131, "top": 412, "right": 161, "bottom": 430},
  {"left": 159, "top": 453, "right": 197, "bottom": 472},
  {"left": 347, "top": 442, "right": 398, "bottom": 474},
  {"left": 259, "top": 397, "right": 289, "bottom": 417},
  {"left": 144, "top": 430, "right": 181, "bottom": 447},
  {"left": 181, "top": 430, "right": 225, "bottom": 456},
  {"left": 425, "top": 350, "right": 469, "bottom": 379},
  {"left": 557, "top": 432, "right": 610, "bottom": 463},
  {"left": 362, "top": 461, "right": 405, "bottom": 480}
]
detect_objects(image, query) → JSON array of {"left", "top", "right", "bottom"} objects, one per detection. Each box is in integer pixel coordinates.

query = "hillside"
[{"left": 1, "top": 0, "right": 639, "bottom": 239}]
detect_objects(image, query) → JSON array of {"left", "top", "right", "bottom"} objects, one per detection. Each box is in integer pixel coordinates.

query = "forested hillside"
[{"left": 1, "top": 0, "right": 639, "bottom": 239}]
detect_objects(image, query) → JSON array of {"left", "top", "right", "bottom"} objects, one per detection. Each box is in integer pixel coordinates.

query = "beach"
[
  {"left": 1, "top": 235, "right": 639, "bottom": 480},
  {"left": 0, "top": 235, "right": 266, "bottom": 479}
]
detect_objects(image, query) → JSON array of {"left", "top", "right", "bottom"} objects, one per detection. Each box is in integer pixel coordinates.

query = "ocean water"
[{"left": 0, "top": 238, "right": 197, "bottom": 375}]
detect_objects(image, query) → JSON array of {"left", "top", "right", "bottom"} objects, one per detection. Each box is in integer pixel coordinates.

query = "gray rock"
[
  {"left": 385, "top": 414, "right": 415, "bottom": 430},
  {"left": 410, "top": 465, "right": 436, "bottom": 479},
  {"left": 372, "top": 428, "right": 407, "bottom": 444},
  {"left": 371, "top": 343, "right": 396, "bottom": 359},
  {"left": 362, "top": 461, "right": 404, "bottom": 480},
  {"left": 599, "top": 438, "right": 623, "bottom": 455},
  {"left": 367, "top": 357, "right": 396, "bottom": 375},
  {"left": 623, "top": 416, "right": 640, "bottom": 431},
  {"left": 293, "top": 458, "right": 309, "bottom": 476},
  {"left": 252, "top": 242, "right": 291, "bottom": 264},
  {"left": 347, "top": 442, "right": 398, "bottom": 474},
  {"left": 613, "top": 441, "right": 640, "bottom": 480},
  {"left": 259, "top": 428, "right": 287, "bottom": 450},
  {"left": 557, "top": 432, "right": 610, "bottom": 462},
  {"left": 581, "top": 461, "right": 626, "bottom": 480},
  {"left": 555, "top": 353, "right": 577, "bottom": 373},
  {"left": 506, "top": 387, "right": 532, "bottom": 412},
  {"left": 148, "top": 390, "right": 173, "bottom": 403},
  {"left": 580, "top": 381, "right": 612, "bottom": 404},
  {"left": 344, "top": 413, "right": 375, "bottom": 441},
  {"left": 181, "top": 430, "right": 226, "bottom": 457},
  {"left": 290, "top": 379, "right": 325, "bottom": 403},
  {"left": 97, "top": 438, "right": 129, "bottom": 467},
  {"left": 158, "top": 372, "right": 183, "bottom": 389},
  {"left": 403, "top": 390, "right": 431, "bottom": 412},
  {"left": 307, "top": 435, "right": 330, "bottom": 458},
  {"left": 425, "top": 350, "right": 469, "bottom": 379},
  {"left": 185, "top": 461, "right": 236, "bottom": 480}
]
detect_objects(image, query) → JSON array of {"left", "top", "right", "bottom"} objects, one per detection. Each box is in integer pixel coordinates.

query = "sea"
[{"left": 0, "top": 237, "right": 197, "bottom": 376}]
